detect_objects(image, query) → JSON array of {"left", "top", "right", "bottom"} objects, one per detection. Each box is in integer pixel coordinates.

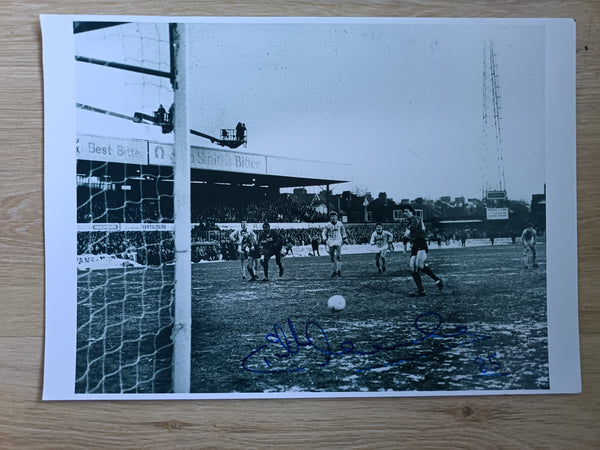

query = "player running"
[
  {"left": 403, "top": 206, "right": 443, "bottom": 296},
  {"left": 258, "top": 222, "right": 284, "bottom": 281},
  {"left": 230, "top": 221, "right": 255, "bottom": 280},
  {"left": 245, "top": 232, "right": 261, "bottom": 281},
  {"left": 322, "top": 211, "right": 347, "bottom": 278},
  {"left": 370, "top": 223, "right": 394, "bottom": 273},
  {"left": 521, "top": 223, "right": 539, "bottom": 269}
]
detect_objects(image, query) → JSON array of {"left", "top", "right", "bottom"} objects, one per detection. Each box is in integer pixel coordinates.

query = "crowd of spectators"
[
  {"left": 78, "top": 188, "right": 535, "bottom": 265},
  {"left": 77, "top": 187, "right": 173, "bottom": 224},
  {"left": 78, "top": 223, "right": 530, "bottom": 266},
  {"left": 77, "top": 231, "right": 175, "bottom": 266},
  {"left": 190, "top": 194, "right": 328, "bottom": 228},
  {"left": 77, "top": 190, "right": 328, "bottom": 226},
  {"left": 215, "top": 223, "right": 410, "bottom": 255},
  {"left": 78, "top": 229, "right": 240, "bottom": 264},
  {"left": 78, "top": 223, "right": 409, "bottom": 265}
]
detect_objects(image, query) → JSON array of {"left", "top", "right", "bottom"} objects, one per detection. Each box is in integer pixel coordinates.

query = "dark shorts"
[
  {"left": 263, "top": 246, "right": 282, "bottom": 259},
  {"left": 410, "top": 238, "right": 429, "bottom": 256}
]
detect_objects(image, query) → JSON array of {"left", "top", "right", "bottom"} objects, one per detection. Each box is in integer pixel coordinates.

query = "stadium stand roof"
[
  {"left": 77, "top": 133, "right": 352, "bottom": 188},
  {"left": 190, "top": 169, "right": 346, "bottom": 189}
]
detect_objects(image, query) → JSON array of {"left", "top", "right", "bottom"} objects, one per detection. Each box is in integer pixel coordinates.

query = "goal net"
[
  {"left": 75, "top": 167, "right": 176, "bottom": 394},
  {"left": 74, "top": 22, "right": 188, "bottom": 394}
]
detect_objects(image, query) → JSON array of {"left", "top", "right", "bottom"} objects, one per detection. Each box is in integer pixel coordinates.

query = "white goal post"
[
  {"left": 73, "top": 22, "right": 193, "bottom": 394},
  {"left": 171, "top": 22, "right": 192, "bottom": 393}
]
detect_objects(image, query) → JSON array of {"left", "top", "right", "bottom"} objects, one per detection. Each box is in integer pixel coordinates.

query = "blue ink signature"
[
  {"left": 473, "top": 353, "right": 511, "bottom": 377},
  {"left": 242, "top": 312, "right": 492, "bottom": 374}
]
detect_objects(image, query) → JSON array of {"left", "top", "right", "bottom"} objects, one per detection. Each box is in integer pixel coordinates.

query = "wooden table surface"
[{"left": 1, "top": 1, "right": 598, "bottom": 448}]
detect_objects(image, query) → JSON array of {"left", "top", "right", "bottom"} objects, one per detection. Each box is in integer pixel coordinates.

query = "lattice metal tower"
[{"left": 481, "top": 40, "right": 507, "bottom": 200}]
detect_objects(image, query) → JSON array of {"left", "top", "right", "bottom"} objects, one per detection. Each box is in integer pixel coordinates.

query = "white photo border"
[{"left": 41, "top": 15, "right": 579, "bottom": 400}]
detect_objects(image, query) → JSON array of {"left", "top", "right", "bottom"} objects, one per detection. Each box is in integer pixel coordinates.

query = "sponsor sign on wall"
[
  {"left": 77, "top": 223, "right": 175, "bottom": 232},
  {"left": 486, "top": 207, "right": 509, "bottom": 220},
  {"left": 77, "top": 134, "right": 148, "bottom": 165},
  {"left": 77, "top": 135, "right": 350, "bottom": 182},
  {"left": 149, "top": 142, "right": 266, "bottom": 174}
]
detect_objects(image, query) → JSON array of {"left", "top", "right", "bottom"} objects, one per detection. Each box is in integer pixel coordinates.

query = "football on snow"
[{"left": 327, "top": 295, "right": 346, "bottom": 312}]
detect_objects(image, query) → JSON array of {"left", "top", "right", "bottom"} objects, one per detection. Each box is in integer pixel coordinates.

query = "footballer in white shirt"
[
  {"left": 322, "top": 211, "right": 347, "bottom": 278},
  {"left": 370, "top": 223, "right": 394, "bottom": 273}
]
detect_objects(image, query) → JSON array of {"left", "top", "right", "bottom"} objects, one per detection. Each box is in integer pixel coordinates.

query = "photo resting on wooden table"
[{"left": 41, "top": 15, "right": 580, "bottom": 400}]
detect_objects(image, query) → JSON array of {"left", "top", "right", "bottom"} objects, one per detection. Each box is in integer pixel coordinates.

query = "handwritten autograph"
[
  {"left": 473, "top": 353, "right": 511, "bottom": 377},
  {"left": 242, "top": 312, "right": 501, "bottom": 375}
]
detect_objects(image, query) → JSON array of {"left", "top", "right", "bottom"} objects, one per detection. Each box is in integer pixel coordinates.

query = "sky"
[{"left": 75, "top": 19, "right": 547, "bottom": 202}]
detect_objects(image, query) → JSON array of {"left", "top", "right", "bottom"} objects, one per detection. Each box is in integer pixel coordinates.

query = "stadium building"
[{"left": 76, "top": 133, "right": 353, "bottom": 265}]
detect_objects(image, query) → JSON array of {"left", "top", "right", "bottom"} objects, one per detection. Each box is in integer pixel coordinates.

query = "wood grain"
[{"left": 1, "top": 1, "right": 598, "bottom": 447}]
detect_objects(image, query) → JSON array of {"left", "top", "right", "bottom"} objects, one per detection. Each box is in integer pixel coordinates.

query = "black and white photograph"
[{"left": 41, "top": 16, "right": 579, "bottom": 399}]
